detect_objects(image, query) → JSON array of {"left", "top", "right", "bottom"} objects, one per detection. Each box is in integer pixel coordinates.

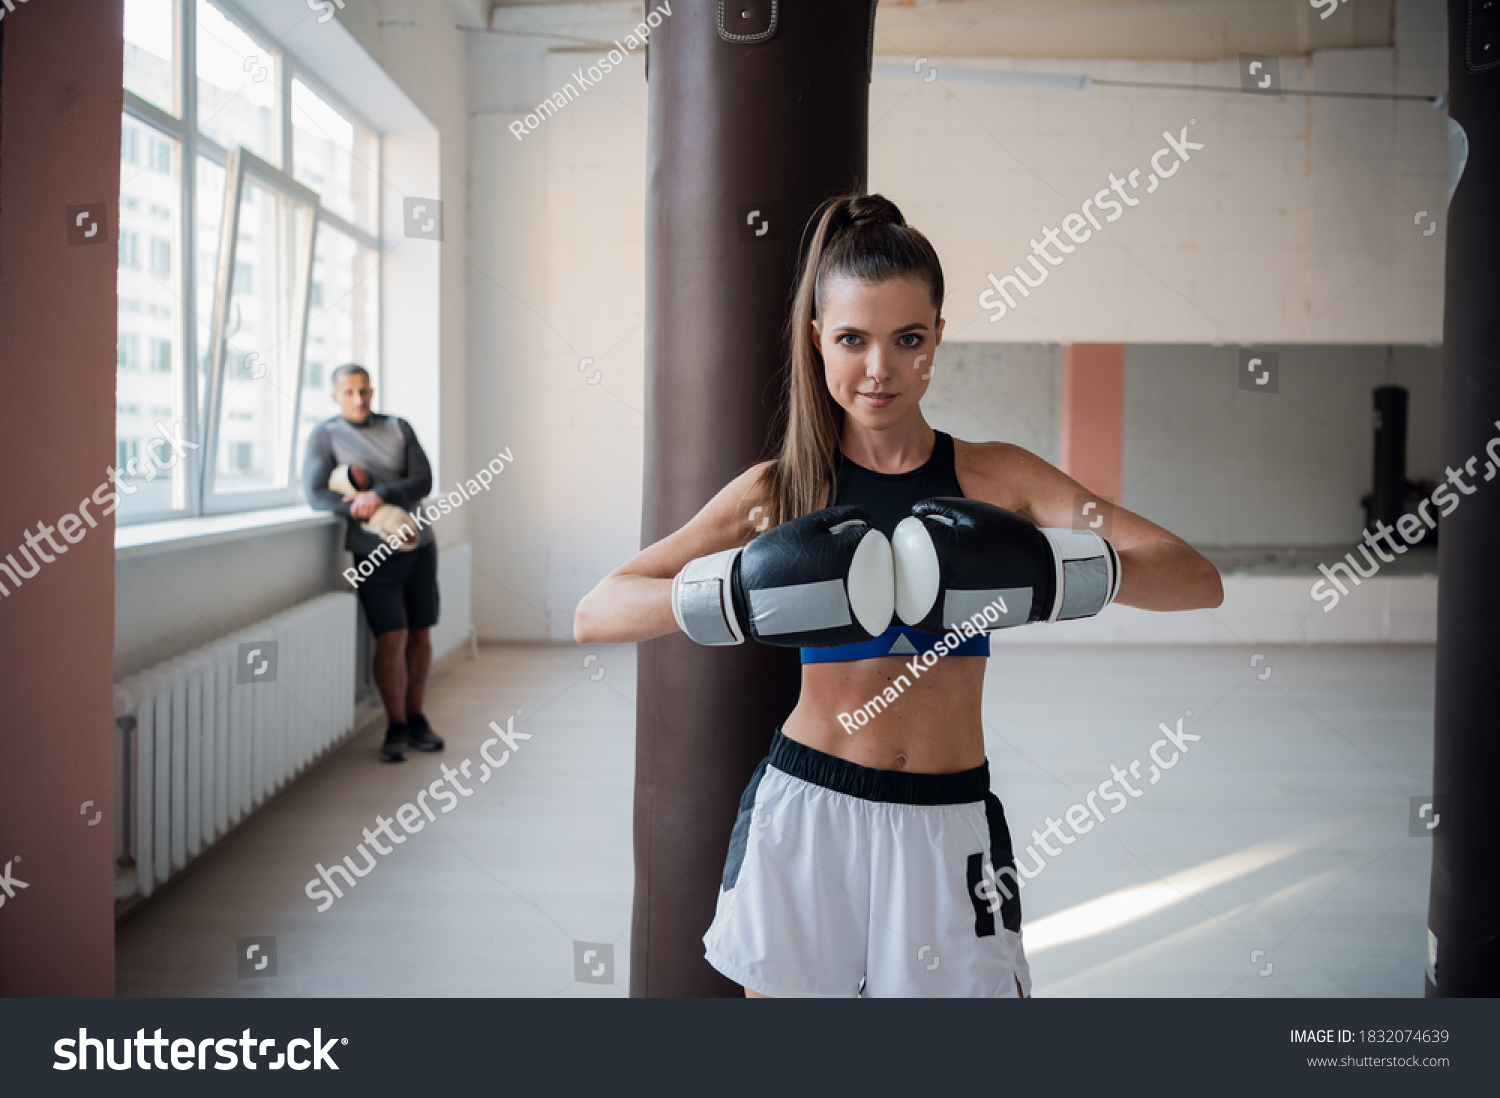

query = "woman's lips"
[{"left": 859, "top": 391, "right": 896, "bottom": 407}]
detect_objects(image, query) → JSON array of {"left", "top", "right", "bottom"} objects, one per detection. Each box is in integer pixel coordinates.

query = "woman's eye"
[
  {"left": 837, "top": 334, "right": 861, "bottom": 346},
  {"left": 899, "top": 333, "right": 923, "bottom": 348}
]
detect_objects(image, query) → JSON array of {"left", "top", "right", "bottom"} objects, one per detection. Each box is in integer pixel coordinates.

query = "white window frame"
[{"left": 118, "top": 0, "right": 382, "bottom": 526}]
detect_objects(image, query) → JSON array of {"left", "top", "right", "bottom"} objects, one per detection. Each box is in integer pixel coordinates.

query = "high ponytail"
[{"left": 756, "top": 193, "right": 945, "bottom": 526}]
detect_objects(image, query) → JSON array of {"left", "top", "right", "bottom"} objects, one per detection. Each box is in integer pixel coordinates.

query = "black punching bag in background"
[
  {"left": 1371, "top": 386, "right": 1408, "bottom": 531},
  {"left": 634, "top": 2, "right": 874, "bottom": 996},
  {"left": 1427, "top": 0, "right": 1500, "bottom": 997}
]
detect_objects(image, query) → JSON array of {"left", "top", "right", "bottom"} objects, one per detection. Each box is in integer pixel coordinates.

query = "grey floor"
[{"left": 115, "top": 643, "right": 1434, "bottom": 998}]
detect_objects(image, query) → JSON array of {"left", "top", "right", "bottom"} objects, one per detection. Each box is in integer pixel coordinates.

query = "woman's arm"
[
  {"left": 574, "top": 462, "right": 776, "bottom": 644},
  {"left": 955, "top": 441, "right": 1223, "bottom": 611}
]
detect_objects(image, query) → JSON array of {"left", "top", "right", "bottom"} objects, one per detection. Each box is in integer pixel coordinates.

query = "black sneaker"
[
  {"left": 380, "top": 723, "right": 409, "bottom": 763},
  {"left": 406, "top": 713, "right": 445, "bottom": 752}
]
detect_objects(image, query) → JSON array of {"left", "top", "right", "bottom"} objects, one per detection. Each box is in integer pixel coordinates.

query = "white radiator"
[{"left": 112, "top": 592, "right": 358, "bottom": 900}]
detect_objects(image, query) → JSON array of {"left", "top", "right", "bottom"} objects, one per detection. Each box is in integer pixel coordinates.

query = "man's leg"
[
  {"left": 401, "top": 544, "right": 444, "bottom": 752},
  {"left": 373, "top": 628, "right": 410, "bottom": 725},
  {"left": 404, "top": 628, "right": 431, "bottom": 718}
]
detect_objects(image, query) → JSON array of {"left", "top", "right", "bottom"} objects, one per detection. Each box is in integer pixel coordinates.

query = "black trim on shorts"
[
  {"left": 722, "top": 757, "right": 770, "bottom": 892},
  {"left": 767, "top": 728, "right": 990, "bottom": 806},
  {"left": 984, "top": 792, "right": 1023, "bottom": 934}
]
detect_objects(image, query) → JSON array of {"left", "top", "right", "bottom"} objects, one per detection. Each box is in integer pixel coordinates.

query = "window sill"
[{"left": 115, "top": 505, "right": 340, "bottom": 559}]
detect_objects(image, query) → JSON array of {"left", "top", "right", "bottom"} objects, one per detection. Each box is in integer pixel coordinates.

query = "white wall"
[
  {"left": 468, "top": 15, "right": 650, "bottom": 640},
  {"left": 870, "top": 42, "right": 1448, "bottom": 344}
]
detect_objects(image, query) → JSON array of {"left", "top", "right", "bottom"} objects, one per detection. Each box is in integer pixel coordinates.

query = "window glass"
[
  {"left": 124, "top": 0, "right": 176, "bottom": 115},
  {"left": 196, "top": 0, "right": 279, "bottom": 163},
  {"left": 195, "top": 155, "right": 228, "bottom": 424},
  {"left": 292, "top": 79, "right": 379, "bottom": 233},
  {"left": 210, "top": 177, "right": 313, "bottom": 496},
  {"left": 117, "top": 113, "right": 187, "bottom": 519},
  {"left": 296, "top": 225, "right": 380, "bottom": 473}
]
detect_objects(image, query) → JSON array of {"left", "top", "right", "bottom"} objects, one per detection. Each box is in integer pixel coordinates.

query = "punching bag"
[
  {"left": 1371, "top": 385, "right": 1408, "bottom": 531},
  {"left": 1426, "top": 0, "right": 1500, "bottom": 996},
  {"left": 634, "top": 0, "right": 874, "bottom": 996}
]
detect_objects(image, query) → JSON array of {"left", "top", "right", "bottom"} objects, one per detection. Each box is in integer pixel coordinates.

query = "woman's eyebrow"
[{"left": 831, "top": 321, "right": 930, "bottom": 335}]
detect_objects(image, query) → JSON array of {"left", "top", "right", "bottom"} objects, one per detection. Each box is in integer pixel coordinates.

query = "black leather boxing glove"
[
  {"left": 671, "top": 506, "right": 894, "bottom": 647},
  {"left": 891, "top": 497, "right": 1120, "bottom": 633}
]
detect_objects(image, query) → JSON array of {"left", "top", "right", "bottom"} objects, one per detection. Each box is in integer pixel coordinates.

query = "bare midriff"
[{"left": 781, "top": 655, "right": 988, "bottom": 774}]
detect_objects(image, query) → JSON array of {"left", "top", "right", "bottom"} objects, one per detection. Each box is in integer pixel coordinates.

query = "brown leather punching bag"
[{"left": 634, "top": 0, "right": 875, "bottom": 996}]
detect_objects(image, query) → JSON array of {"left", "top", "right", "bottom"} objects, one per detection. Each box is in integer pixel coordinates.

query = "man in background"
[{"left": 304, "top": 364, "right": 444, "bottom": 763}]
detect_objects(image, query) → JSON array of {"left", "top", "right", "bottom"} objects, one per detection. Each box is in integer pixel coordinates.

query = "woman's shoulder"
[
  {"left": 950, "top": 437, "right": 1057, "bottom": 509},
  {"left": 950, "top": 436, "right": 1042, "bottom": 475}
]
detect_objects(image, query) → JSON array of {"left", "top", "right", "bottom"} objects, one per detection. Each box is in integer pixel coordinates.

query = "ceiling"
[{"left": 483, "top": 0, "right": 1396, "bottom": 60}]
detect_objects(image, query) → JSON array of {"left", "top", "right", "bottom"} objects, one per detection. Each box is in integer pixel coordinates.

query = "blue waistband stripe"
[{"left": 800, "top": 625, "right": 991, "bottom": 664}]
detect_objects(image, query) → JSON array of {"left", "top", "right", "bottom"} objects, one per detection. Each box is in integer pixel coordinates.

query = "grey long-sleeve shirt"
[{"left": 303, "top": 413, "right": 436, "bottom": 556}]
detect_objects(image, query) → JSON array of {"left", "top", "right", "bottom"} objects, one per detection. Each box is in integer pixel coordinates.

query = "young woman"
[{"left": 574, "top": 193, "right": 1223, "bottom": 998}]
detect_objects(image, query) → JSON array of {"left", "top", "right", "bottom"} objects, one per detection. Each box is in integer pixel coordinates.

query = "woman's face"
[{"left": 813, "top": 275, "right": 943, "bottom": 431}]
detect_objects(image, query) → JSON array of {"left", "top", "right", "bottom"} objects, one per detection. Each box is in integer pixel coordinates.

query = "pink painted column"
[
  {"left": 1059, "top": 343, "right": 1124, "bottom": 503},
  {"left": 0, "top": 0, "right": 123, "bottom": 995}
]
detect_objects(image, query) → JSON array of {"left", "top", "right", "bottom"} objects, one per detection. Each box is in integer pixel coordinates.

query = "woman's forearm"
[
  {"left": 1114, "top": 542, "right": 1223, "bottom": 611},
  {"left": 574, "top": 573, "right": 680, "bottom": 644}
]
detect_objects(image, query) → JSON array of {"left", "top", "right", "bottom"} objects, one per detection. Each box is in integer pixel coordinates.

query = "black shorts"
[{"left": 355, "top": 542, "right": 440, "bottom": 636}]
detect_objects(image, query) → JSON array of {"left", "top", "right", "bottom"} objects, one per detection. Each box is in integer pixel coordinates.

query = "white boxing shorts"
[{"left": 703, "top": 730, "right": 1031, "bottom": 998}]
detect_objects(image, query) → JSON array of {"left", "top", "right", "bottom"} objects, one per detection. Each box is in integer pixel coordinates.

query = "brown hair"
[{"left": 755, "top": 193, "right": 945, "bottom": 527}]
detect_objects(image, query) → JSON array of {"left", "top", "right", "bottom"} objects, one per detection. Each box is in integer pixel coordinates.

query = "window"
[
  {"left": 296, "top": 224, "right": 379, "bottom": 474},
  {"left": 123, "top": 0, "right": 176, "bottom": 115},
  {"left": 150, "top": 237, "right": 172, "bottom": 277},
  {"left": 292, "top": 79, "right": 378, "bottom": 233},
  {"left": 148, "top": 135, "right": 173, "bottom": 173},
  {"left": 196, "top": 0, "right": 279, "bottom": 164},
  {"left": 119, "top": 0, "right": 380, "bottom": 525},
  {"left": 118, "top": 334, "right": 140, "bottom": 370}
]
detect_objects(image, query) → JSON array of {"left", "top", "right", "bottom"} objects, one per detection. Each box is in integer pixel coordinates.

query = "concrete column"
[
  {"left": 0, "top": 0, "right": 123, "bottom": 995},
  {"left": 1059, "top": 343, "right": 1124, "bottom": 502}
]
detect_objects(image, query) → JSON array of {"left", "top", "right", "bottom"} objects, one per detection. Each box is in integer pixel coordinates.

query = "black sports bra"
[{"left": 801, "top": 431, "right": 991, "bottom": 663}]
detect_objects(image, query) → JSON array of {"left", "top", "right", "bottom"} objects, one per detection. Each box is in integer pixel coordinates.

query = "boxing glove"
[
  {"left": 329, "top": 464, "right": 420, "bottom": 552},
  {"left": 671, "top": 505, "right": 894, "bottom": 647},
  {"left": 892, "top": 497, "right": 1119, "bottom": 632}
]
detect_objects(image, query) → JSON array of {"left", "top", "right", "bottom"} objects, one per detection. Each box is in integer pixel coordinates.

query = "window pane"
[
  {"left": 196, "top": 155, "right": 227, "bottom": 424},
  {"left": 117, "top": 114, "right": 187, "bottom": 520},
  {"left": 124, "top": 0, "right": 176, "bottom": 115},
  {"left": 297, "top": 225, "right": 379, "bottom": 473},
  {"left": 291, "top": 79, "right": 378, "bottom": 233},
  {"left": 196, "top": 0, "right": 279, "bottom": 163},
  {"left": 212, "top": 178, "right": 312, "bottom": 496}
]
